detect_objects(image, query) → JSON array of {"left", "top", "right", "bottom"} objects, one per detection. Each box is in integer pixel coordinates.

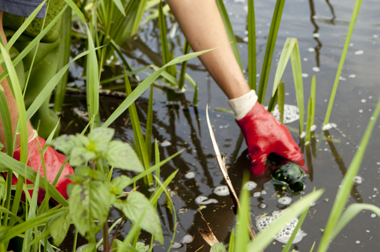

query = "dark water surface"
[{"left": 63, "top": 0, "right": 380, "bottom": 251}]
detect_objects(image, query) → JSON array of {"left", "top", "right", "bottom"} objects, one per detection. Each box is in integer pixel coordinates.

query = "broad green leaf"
[
  {"left": 77, "top": 243, "right": 96, "bottom": 252},
  {"left": 110, "top": 175, "right": 132, "bottom": 196},
  {"left": 51, "top": 208, "right": 72, "bottom": 246},
  {"left": 135, "top": 242, "right": 149, "bottom": 252},
  {"left": 105, "top": 141, "right": 144, "bottom": 172},
  {"left": 69, "top": 181, "right": 111, "bottom": 238},
  {"left": 88, "top": 128, "right": 114, "bottom": 144},
  {"left": 70, "top": 146, "right": 96, "bottom": 167},
  {"left": 114, "top": 191, "right": 163, "bottom": 244},
  {"left": 210, "top": 243, "right": 226, "bottom": 252},
  {"left": 51, "top": 134, "right": 78, "bottom": 154}
]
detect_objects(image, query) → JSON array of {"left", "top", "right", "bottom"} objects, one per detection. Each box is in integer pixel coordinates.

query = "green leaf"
[
  {"left": 77, "top": 243, "right": 96, "bottom": 252},
  {"left": 210, "top": 243, "right": 226, "bottom": 252},
  {"left": 88, "top": 128, "right": 114, "bottom": 144},
  {"left": 105, "top": 141, "right": 144, "bottom": 172},
  {"left": 51, "top": 134, "right": 78, "bottom": 154},
  {"left": 110, "top": 175, "right": 132, "bottom": 196},
  {"left": 114, "top": 191, "right": 163, "bottom": 244},
  {"left": 135, "top": 242, "right": 149, "bottom": 252},
  {"left": 112, "top": 0, "right": 126, "bottom": 16},
  {"left": 70, "top": 146, "right": 96, "bottom": 167},
  {"left": 51, "top": 207, "right": 72, "bottom": 246},
  {"left": 69, "top": 181, "right": 111, "bottom": 238}
]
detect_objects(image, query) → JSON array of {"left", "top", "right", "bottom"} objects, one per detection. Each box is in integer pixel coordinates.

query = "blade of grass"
[
  {"left": 331, "top": 203, "right": 380, "bottom": 241},
  {"left": 228, "top": 228, "right": 235, "bottom": 252},
  {"left": 257, "top": 0, "right": 286, "bottom": 104},
  {"left": 248, "top": 0, "right": 256, "bottom": 91},
  {"left": 317, "top": 98, "right": 380, "bottom": 252},
  {"left": 125, "top": 70, "right": 153, "bottom": 185},
  {"left": 310, "top": 75, "right": 316, "bottom": 127},
  {"left": 305, "top": 97, "right": 313, "bottom": 143},
  {"left": 131, "top": 0, "right": 147, "bottom": 35},
  {"left": 185, "top": 73, "right": 198, "bottom": 105},
  {"left": 178, "top": 40, "right": 190, "bottom": 90},
  {"left": 158, "top": 0, "right": 170, "bottom": 67},
  {"left": 145, "top": 85, "right": 154, "bottom": 162},
  {"left": 102, "top": 48, "right": 215, "bottom": 128},
  {"left": 323, "top": 0, "right": 363, "bottom": 126},
  {"left": 215, "top": 0, "right": 243, "bottom": 71},
  {"left": 282, "top": 204, "right": 310, "bottom": 252},
  {"left": 0, "top": 88, "right": 13, "bottom": 155},
  {"left": 247, "top": 189, "right": 323, "bottom": 252},
  {"left": 234, "top": 172, "right": 252, "bottom": 251},
  {"left": 278, "top": 81, "right": 285, "bottom": 123},
  {"left": 290, "top": 40, "right": 305, "bottom": 134}
]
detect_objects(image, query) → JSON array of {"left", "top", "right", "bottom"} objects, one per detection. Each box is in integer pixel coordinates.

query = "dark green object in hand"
[{"left": 271, "top": 162, "right": 306, "bottom": 193}]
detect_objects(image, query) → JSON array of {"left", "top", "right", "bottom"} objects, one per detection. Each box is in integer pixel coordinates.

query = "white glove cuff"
[{"left": 227, "top": 90, "right": 258, "bottom": 120}]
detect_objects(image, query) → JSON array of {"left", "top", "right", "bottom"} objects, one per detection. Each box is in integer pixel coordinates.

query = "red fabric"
[
  {"left": 12, "top": 136, "right": 74, "bottom": 204},
  {"left": 236, "top": 103, "right": 306, "bottom": 176}
]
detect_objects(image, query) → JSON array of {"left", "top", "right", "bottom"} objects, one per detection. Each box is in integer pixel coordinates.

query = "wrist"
[{"left": 228, "top": 90, "right": 258, "bottom": 120}]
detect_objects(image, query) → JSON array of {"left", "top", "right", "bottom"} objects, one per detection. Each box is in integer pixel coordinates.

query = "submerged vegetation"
[{"left": 0, "top": 0, "right": 378, "bottom": 251}]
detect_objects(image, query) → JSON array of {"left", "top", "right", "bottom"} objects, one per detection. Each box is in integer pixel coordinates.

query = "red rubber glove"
[
  {"left": 12, "top": 136, "right": 74, "bottom": 204},
  {"left": 236, "top": 102, "right": 306, "bottom": 176}
]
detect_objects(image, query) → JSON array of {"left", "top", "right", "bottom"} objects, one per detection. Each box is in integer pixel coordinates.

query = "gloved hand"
[
  {"left": 12, "top": 135, "right": 74, "bottom": 204},
  {"left": 236, "top": 102, "right": 306, "bottom": 176}
]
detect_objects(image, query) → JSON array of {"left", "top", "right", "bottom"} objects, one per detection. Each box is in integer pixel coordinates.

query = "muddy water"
[{"left": 62, "top": 0, "right": 380, "bottom": 251}]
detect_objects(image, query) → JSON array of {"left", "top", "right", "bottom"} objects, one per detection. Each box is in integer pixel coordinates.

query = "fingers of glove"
[{"left": 250, "top": 154, "right": 267, "bottom": 176}]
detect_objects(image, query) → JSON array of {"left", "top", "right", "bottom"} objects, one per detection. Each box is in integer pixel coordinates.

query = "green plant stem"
[{"left": 248, "top": 0, "right": 256, "bottom": 91}]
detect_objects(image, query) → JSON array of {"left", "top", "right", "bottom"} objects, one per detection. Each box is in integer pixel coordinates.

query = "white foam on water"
[
  {"left": 313, "top": 33, "right": 320, "bottom": 38},
  {"left": 243, "top": 181, "right": 257, "bottom": 191},
  {"left": 172, "top": 242, "right": 182, "bottom": 249},
  {"left": 278, "top": 196, "right": 292, "bottom": 205},
  {"left": 312, "top": 67, "right": 320, "bottom": 72},
  {"left": 308, "top": 48, "right": 315, "bottom": 52},
  {"left": 361, "top": 99, "right": 366, "bottom": 103},
  {"left": 322, "top": 123, "right": 337, "bottom": 130},
  {"left": 302, "top": 73, "right": 309, "bottom": 78},
  {"left": 253, "top": 192, "right": 261, "bottom": 197},
  {"left": 300, "top": 132, "right": 306, "bottom": 139},
  {"left": 161, "top": 140, "right": 172, "bottom": 147},
  {"left": 195, "top": 196, "right": 218, "bottom": 205},
  {"left": 353, "top": 176, "right": 363, "bottom": 185},
  {"left": 310, "top": 125, "right": 317, "bottom": 131},
  {"left": 185, "top": 172, "right": 196, "bottom": 179},
  {"left": 349, "top": 74, "right": 356, "bottom": 78},
  {"left": 256, "top": 210, "right": 306, "bottom": 244},
  {"left": 213, "top": 185, "right": 230, "bottom": 196},
  {"left": 354, "top": 50, "right": 364, "bottom": 55},
  {"left": 370, "top": 213, "right": 376, "bottom": 218},
  {"left": 270, "top": 104, "right": 300, "bottom": 124},
  {"left": 181, "top": 234, "right": 193, "bottom": 244}
]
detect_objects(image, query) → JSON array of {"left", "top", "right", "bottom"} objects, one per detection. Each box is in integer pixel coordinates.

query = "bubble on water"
[
  {"left": 270, "top": 104, "right": 299, "bottom": 124},
  {"left": 195, "top": 196, "right": 218, "bottom": 205},
  {"left": 172, "top": 242, "right": 182, "bottom": 249},
  {"left": 185, "top": 172, "right": 196, "bottom": 179},
  {"left": 366, "top": 230, "right": 370, "bottom": 233},
  {"left": 339, "top": 76, "right": 346, "bottom": 81},
  {"left": 324, "top": 198, "right": 329, "bottom": 202},
  {"left": 310, "top": 202, "right": 316, "bottom": 207},
  {"left": 253, "top": 192, "right": 261, "bottom": 197},
  {"left": 370, "top": 213, "right": 376, "bottom": 218},
  {"left": 354, "top": 50, "right": 364, "bottom": 55},
  {"left": 359, "top": 109, "right": 363, "bottom": 113},
  {"left": 356, "top": 240, "right": 360, "bottom": 244},
  {"left": 161, "top": 140, "right": 171, "bottom": 147},
  {"left": 181, "top": 234, "right": 193, "bottom": 244},
  {"left": 261, "top": 190, "right": 267, "bottom": 195},
  {"left": 312, "top": 67, "right": 320, "bottom": 72},
  {"left": 278, "top": 196, "right": 292, "bottom": 205},
  {"left": 303, "top": 58, "right": 308, "bottom": 61},
  {"left": 322, "top": 123, "right": 337, "bottom": 130},
  {"left": 259, "top": 203, "right": 267, "bottom": 209},
  {"left": 313, "top": 33, "right": 320, "bottom": 38},
  {"left": 353, "top": 176, "right": 363, "bottom": 185},
  {"left": 377, "top": 162, "right": 380, "bottom": 165},
  {"left": 310, "top": 125, "right": 317, "bottom": 131},
  {"left": 243, "top": 181, "right": 257, "bottom": 191},
  {"left": 243, "top": 36, "right": 248, "bottom": 42},
  {"left": 256, "top": 210, "right": 306, "bottom": 244},
  {"left": 361, "top": 99, "right": 367, "bottom": 103},
  {"left": 213, "top": 185, "right": 230, "bottom": 196},
  {"left": 308, "top": 48, "right": 315, "bottom": 52},
  {"left": 302, "top": 73, "right": 309, "bottom": 78},
  {"left": 349, "top": 74, "right": 356, "bottom": 78}
]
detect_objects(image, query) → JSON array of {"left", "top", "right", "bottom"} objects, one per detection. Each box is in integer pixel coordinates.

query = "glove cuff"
[{"left": 227, "top": 90, "right": 258, "bottom": 120}]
